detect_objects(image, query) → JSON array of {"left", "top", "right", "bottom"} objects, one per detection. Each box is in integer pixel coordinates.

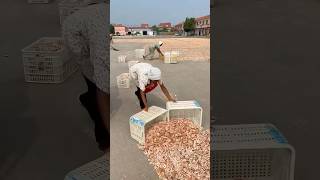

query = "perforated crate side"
[
  {"left": 212, "top": 124, "right": 296, "bottom": 180},
  {"left": 130, "top": 113, "right": 167, "bottom": 144},
  {"left": 23, "top": 54, "right": 69, "bottom": 75},
  {"left": 164, "top": 51, "right": 179, "bottom": 64},
  {"left": 130, "top": 117, "right": 145, "bottom": 144},
  {"left": 64, "top": 156, "right": 109, "bottom": 180},
  {"left": 212, "top": 124, "right": 290, "bottom": 148},
  {"left": 129, "top": 106, "right": 168, "bottom": 144},
  {"left": 24, "top": 58, "right": 78, "bottom": 83},
  {"left": 212, "top": 148, "right": 294, "bottom": 180},
  {"left": 166, "top": 101, "right": 203, "bottom": 127},
  {"left": 168, "top": 108, "right": 202, "bottom": 127},
  {"left": 116, "top": 73, "right": 130, "bottom": 88},
  {"left": 117, "top": 78, "right": 130, "bottom": 88},
  {"left": 22, "top": 37, "right": 65, "bottom": 53},
  {"left": 22, "top": 38, "right": 69, "bottom": 67}
]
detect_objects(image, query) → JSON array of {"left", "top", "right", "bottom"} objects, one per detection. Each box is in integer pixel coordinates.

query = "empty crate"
[
  {"left": 59, "top": 0, "right": 87, "bottom": 25},
  {"left": 212, "top": 124, "right": 295, "bottom": 180},
  {"left": 118, "top": 55, "right": 126, "bottom": 63},
  {"left": 135, "top": 49, "right": 145, "bottom": 59},
  {"left": 64, "top": 156, "right": 108, "bottom": 180},
  {"left": 166, "top": 100, "right": 203, "bottom": 127},
  {"left": 130, "top": 106, "right": 168, "bottom": 144},
  {"left": 164, "top": 51, "right": 179, "bottom": 64},
  {"left": 116, "top": 73, "right": 130, "bottom": 88},
  {"left": 22, "top": 37, "right": 78, "bottom": 83}
]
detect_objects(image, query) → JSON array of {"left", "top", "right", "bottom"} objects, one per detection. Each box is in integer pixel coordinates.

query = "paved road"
[
  {"left": 110, "top": 42, "right": 210, "bottom": 179},
  {"left": 213, "top": 0, "right": 320, "bottom": 179}
]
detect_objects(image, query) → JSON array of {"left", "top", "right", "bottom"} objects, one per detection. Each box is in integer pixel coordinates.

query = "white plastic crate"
[
  {"left": 116, "top": 73, "right": 130, "bottom": 88},
  {"left": 118, "top": 55, "right": 126, "bottom": 63},
  {"left": 127, "top": 60, "right": 139, "bottom": 70},
  {"left": 166, "top": 100, "right": 203, "bottom": 127},
  {"left": 212, "top": 124, "right": 295, "bottom": 180},
  {"left": 135, "top": 49, "right": 145, "bottom": 59},
  {"left": 59, "top": 0, "right": 87, "bottom": 25},
  {"left": 28, "top": 0, "right": 51, "bottom": 3},
  {"left": 129, "top": 106, "right": 168, "bottom": 144},
  {"left": 24, "top": 59, "right": 78, "bottom": 83},
  {"left": 163, "top": 51, "right": 179, "bottom": 64},
  {"left": 22, "top": 37, "right": 78, "bottom": 83},
  {"left": 64, "top": 156, "right": 109, "bottom": 180}
]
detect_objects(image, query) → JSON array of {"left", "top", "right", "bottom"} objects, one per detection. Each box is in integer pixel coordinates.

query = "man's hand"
[
  {"left": 143, "top": 106, "right": 149, "bottom": 112},
  {"left": 168, "top": 97, "right": 176, "bottom": 102}
]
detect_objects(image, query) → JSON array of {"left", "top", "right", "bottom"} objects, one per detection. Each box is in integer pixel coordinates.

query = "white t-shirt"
[
  {"left": 129, "top": 63, "right": 163, "bottom": 91},
  {"left": 62, "top": 3, "right": 108, "bottom": 93}
]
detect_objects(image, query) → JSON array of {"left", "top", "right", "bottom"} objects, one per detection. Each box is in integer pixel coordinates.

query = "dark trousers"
[
  {"left": 135, "top": 87, "right": 147, "bottom": 109},
  {"left": 80, "top": 76, "right": 109, "bottom": 150}
]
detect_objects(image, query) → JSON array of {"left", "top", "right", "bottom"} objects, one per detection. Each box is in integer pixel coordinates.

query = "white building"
[{"left": 128, "top": 27, "right": 154, "bottom": 36}]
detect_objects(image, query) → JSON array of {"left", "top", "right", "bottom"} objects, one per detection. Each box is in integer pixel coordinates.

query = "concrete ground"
[
  {"left": 0, "top": 1, "right": 104, "bottom": 179},
  {"left": 110, "top": 42, "right": 210, "bottom": 179},
  {"left": 214, "top": 0, "right": 320, "bottom": 179}
]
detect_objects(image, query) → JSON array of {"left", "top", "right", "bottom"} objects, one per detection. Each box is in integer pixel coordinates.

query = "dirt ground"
[{"left": 113, "top": 38, "right": 210, "bottom": 61}]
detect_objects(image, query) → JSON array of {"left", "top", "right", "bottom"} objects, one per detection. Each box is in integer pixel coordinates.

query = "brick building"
[
  {"left": 113, "top": 24, "right": 128, "bottom": 36},
  {"left": 174, "top": 15, "right": 210, "bottom": 36},
  {"left": 158, "top": 22, "right": 172, "bottom": 31},
  {"left": 194, "top": 15, "right": 210, "bottom": 36},
  {"left": 174, "top": 22, "right": 184, "bottom": 35}
]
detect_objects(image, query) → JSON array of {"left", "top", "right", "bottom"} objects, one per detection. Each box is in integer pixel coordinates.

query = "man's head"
[
  {"left": 159, "top": 41, "right": 163, "bottom": 47},
  {"left": 148, "top": 67, "right": 161, "bottom": 81}
]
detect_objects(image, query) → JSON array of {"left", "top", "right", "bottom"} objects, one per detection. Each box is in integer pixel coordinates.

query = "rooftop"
[{"left": 196, "top": 15, "right": 210, "bottom": 21}]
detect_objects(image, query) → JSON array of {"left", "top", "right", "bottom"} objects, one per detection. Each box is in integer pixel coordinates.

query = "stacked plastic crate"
[
  {"left": 22, "top": 37, "right": 78, "bottom": 83},
  {"left": 116, "top": 73, "right": 130, "bottom": 88}
]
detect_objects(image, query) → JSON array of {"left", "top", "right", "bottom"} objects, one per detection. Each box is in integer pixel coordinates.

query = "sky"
[{"left": 110, "top": 0, "right": 210, "bottom": 26}]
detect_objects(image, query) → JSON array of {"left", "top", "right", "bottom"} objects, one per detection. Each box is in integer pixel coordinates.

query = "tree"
[
  {"left": 183, "top": 17, "right": 196, "bottom": 35},
  {"left": 110, "top": 24, "right": 115, "bottom": 34},
  {"left": 134, "top": 31, "right": 140, "bottom": 36},
  {"left": 151, "top": 25, "right": 160, "bottom": 35}
]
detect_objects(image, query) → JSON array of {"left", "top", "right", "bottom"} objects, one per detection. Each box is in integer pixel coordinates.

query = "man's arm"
[
  {"left": 88, "top": 8, "right": 109, "bottom": 130},
  {"left": 97, "top": 88, "right": 109, "bottom": 130},
  {"left": 160, "top": 83, "right": 175, "bottom": 102},
  {"left": 140, "top": 89, "right": 148, "bottom": 111},
  {"left": 156, "top": 48, "right": 164, "bottom": 56}
]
